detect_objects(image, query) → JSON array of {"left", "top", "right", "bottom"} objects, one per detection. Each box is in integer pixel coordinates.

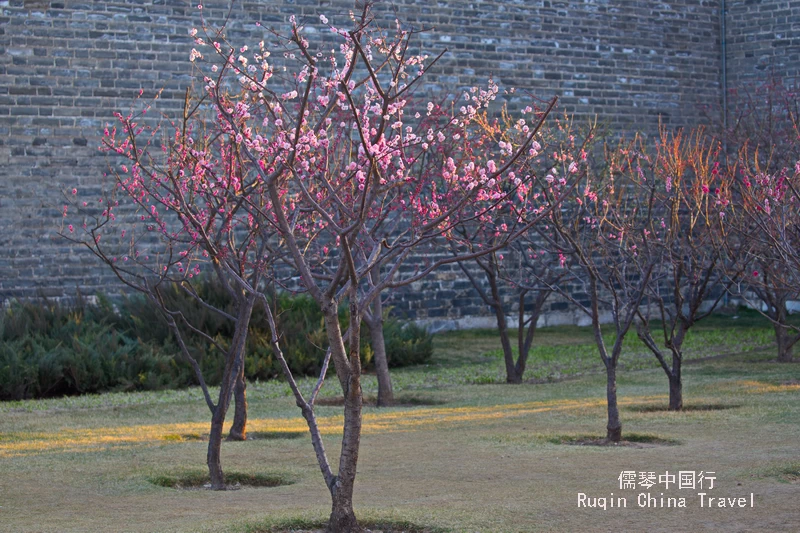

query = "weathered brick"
[{"left": 0, "top": 0, "right": 797, "bottom": 326}]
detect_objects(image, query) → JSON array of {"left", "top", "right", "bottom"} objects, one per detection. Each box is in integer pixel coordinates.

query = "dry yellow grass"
[{"left": 0, "top": 338, "right": 798, "bottom": 532}]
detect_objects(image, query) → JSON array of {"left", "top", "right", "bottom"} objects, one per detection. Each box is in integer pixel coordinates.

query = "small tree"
[
  {"left": 735, "top": 145, "right": 800, "bottom": 362},
  {"left": 723, "top": 75, "right": 800, "bottom": 172},
  {"left": 541, "top": 136, "right": 660, "bottom": 441},
  {"left": 634, "top": 127, "right": 740, "bottom": 410},
  {"left": 455, "top": 246, "right": 567, "bottom": 384},
  {"left": 721, "top": 77, "right": 800, "bottom": 363},
  {"left": 176, "top": 4, "right": 562, "bottom": 530},
  {"left": 61, "top": 86, "right": 276, "bottom": 487},
  {"left": 451, "top": 111, "right": 587, "bottom": 384}
]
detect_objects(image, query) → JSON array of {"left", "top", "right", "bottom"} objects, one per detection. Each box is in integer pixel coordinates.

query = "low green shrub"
[
  {"left": 381, "top": 319, "right": 433, "bottom": 368},
  {"left": 0, "top": 280, "right": 432, "bottom": 400},
  {"left": 0, "top": 299, "right": 193, "bottom": 400}
]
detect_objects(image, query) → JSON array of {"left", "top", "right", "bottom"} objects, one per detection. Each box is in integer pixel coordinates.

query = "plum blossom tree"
[
  {"left": 633, "top": 128, "right": 740, "bottom": 410},
  {"left": 539, "top": 136, "right": 661, "bottom": 442},
  {"left": 735, "top": 145, "right": 800, "bottom": 363},
  {"left": 61, "top": 83, "right": 279, "bottom": 488},
  {"left": 719, "top": 77, "right": 800, "bottom": 363},
  {"left": 66, "top": 3, "right": 565, "bottom": 530},
  {"left": 451, "top": 111, "right": 587, "bottom": 384}
]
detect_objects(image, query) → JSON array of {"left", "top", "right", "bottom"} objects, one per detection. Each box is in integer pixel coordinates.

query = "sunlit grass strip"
[
  {"left": 1, "top": 381, "right": 794, "bottom": 458},
  {"left": 707, "top": 379, "right": 800, "bottom": 394},
  {"left": 0, "top": 396, "right": 636, "bottom": 457}
]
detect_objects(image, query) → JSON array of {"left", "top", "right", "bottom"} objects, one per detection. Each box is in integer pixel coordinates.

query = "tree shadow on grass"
[
  {"left": 546, "top": 433, "right": 681, "bottom": 447},
  {"left": 246, "top": 430, "right": 305, "bottom": 440},
  {"left": 160, "top": 432, "right": 206, "bottom": 442},
  {"left": 251, "top": 518, "right": 445, "bottom": 533},
  {"left": 160, "top": 430, "right": 306, "bottom": 442},
  {"left": 625, "top": 403, "right": 741, "bottom": 413},
  {"left": 149, "top": 470, "right": 293, "bottom": 490},
  {"left": 315, "top": 394, "right": 446, "bottom": 407}
]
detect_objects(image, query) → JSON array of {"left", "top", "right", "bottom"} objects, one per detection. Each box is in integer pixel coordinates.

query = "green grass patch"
[
  {"left": 780, "top": 465, "right": 800, "bottom": 483},
  {"left": 777, "top": 464, "right": 800, "bottom": 483},
  {"left": 1, "top": 317, "right": 798, "bottom": 532}
]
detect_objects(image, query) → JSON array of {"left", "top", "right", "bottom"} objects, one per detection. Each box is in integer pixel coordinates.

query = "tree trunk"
[
  {"left": 605, "top": 363, "right": 622, "bottom": 442},
  {"left": 228, "top": 365, "right": 248, "bottom": 441},
  {"left": 367, "top": 287, "right": 394, "bottom": 406},
  {"left": 207, "top": 344, "right": 245, "bottom": 489},
  {"left": 515, "top": 293, "right": 546, "bottom": 383},
  {"left": 496, "top": 310, "right": 521, "bottom": 384},
  {"left": 668, "top": 364, "right": 683, "bottom": 412},
  {"left": 326, "top": 388, "right": 363, "bottom": 533},
  {"left": 207, "top": 297, "right": 255, "bottom": 489},
  {"left": 774, "top": 322, "right": 795, "bottom": 363},
  {"left": 487, "top": 270, "right": 521, "bottom": 384},
  {"left": 327, "top": 486, "right": 362, "bottom": 533},
  {"left": 322, "top": 307, "right": 363, "bottom": 533},
  {"left": 370, "top": 318, "right": 394, "bottom": 406},
  {"left": 207, "top": 406, "right": 226, "bottom": 490}
]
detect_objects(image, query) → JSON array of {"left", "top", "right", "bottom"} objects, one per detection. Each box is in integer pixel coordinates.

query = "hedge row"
[{"left": 0, "top": 283, "right": 432, "bottom": 401}]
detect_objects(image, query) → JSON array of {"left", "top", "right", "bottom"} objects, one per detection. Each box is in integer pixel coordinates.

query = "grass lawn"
[{"left": 0, "top": 313, "right": 798, "bottom": 532}]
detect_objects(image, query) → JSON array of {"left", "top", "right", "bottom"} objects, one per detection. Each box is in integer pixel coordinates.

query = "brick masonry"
[
  {"left": 0, "top": 1, "right": 797, "bottom": 326},
  {"left": 726, "top": 0, "right": 800, "bottom": 83}
]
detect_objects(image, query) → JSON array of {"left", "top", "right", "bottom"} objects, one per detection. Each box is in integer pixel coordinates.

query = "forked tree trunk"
[
  {"left": 327, "top": 380, "right": 363, "bottom": 532},
  {"left": 605, "top": 363, "right": 622, "bottom": 442},
  {"left": 323, "top": 309, "right": 364, "bottom": 532},
  {"left": 206, "top": 299, "right": 255, "bottom": 490},
  {"left": 492, "top": 301, "right": 521, "bottom": 383},
  {"left": 228, "top": 365, "right": 248, "bottom": 440},
  {"left": 513, "top": 291, "right": 547, "bottom": 383},
  {"left": 485, "top": 267, "right": 523, "bottom": 384},
  {"left": 668, "top": 353, "right": 683, "bottom": 411}
]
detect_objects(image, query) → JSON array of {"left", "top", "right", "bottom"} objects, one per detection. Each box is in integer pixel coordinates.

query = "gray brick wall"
[
  {"left": 0, "top": 0, "right": 790, "bottom": 323},
  {"left": 726, "top": 0, "right": 800, "bottom": 83}
]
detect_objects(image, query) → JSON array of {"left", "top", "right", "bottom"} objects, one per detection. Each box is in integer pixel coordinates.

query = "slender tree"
[
  {"left": 173, "top": 4, "right": 564, "bottom": 530},
  {"left": 361, "top": 270, "right": 394, "bottom": 405},
  {"left": 61, "top": 85, "right": 277, "bottom": 488},
  {"left": 634, "top": 127, "right": 740, "bottom": 410},
  {"left": 735, "top": 143, "right": 800, "bottom": 362},
  {"left": 451, "top": 110, "right": 587, "bottom": 384},
  {"left": 540, "top": 136, "right": 660, "bottom": 442}
]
